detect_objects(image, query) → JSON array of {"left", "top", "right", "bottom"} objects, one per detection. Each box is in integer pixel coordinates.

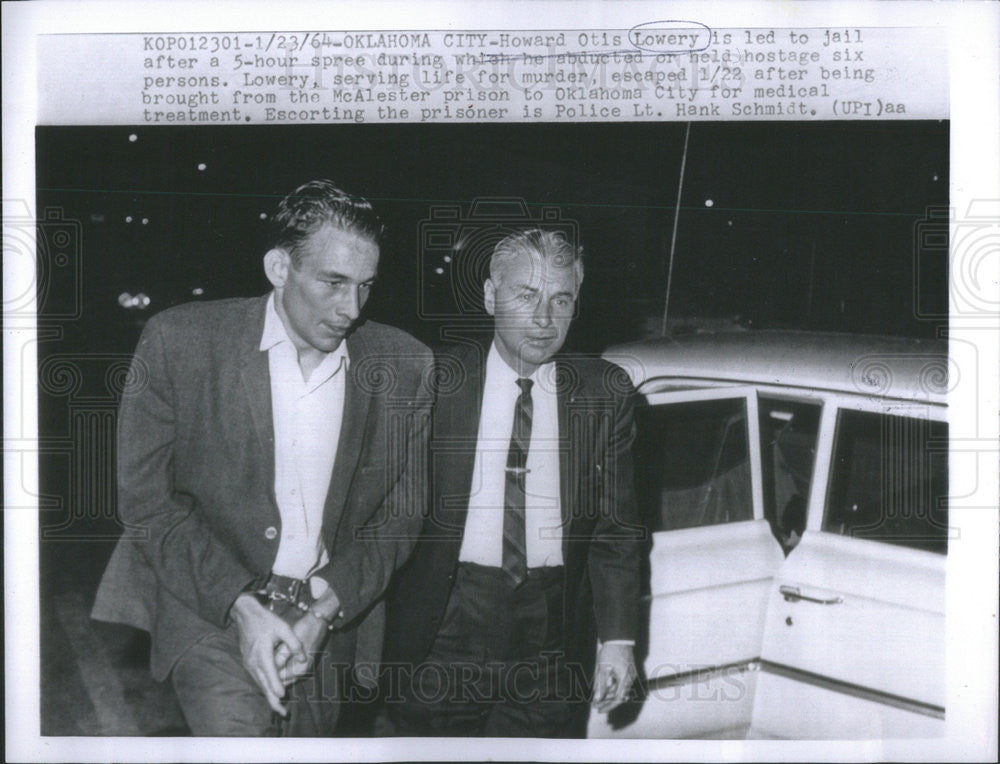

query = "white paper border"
[{"left": 4, "top": 1, "right": 998, "bottom": 761}]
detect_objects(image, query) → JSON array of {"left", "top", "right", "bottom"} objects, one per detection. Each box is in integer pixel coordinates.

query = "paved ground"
[
  {"left": 38, "top": 537, "right": 379, "bottom": 737},
  {"left": 40, "top": 538, "right": 188, "bottom": 736}
]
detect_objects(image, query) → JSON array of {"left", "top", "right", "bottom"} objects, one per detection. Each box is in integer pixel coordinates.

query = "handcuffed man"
[{"left": 93, "top": 180, "right": 433, "bottom": 736}]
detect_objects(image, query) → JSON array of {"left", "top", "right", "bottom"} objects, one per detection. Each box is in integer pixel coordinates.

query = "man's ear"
[
  {"left": 263, "top": 248, "right": 291, "bottom": 289},
  {"left": 483, "top": 278, "right": 496, "bottom": 316}
]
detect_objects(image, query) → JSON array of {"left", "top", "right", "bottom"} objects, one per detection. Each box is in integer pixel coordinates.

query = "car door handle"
[{"left": 779, "top": 585, "right": 843, "bottom": 605}]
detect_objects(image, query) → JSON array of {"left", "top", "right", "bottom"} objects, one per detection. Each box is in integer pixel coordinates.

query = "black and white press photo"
[
  {"left": 5, "top": 2, "right": 999, "bottom": 762},
  {"left": 35, "top": 119, "right": 951, "bottom": 739}
]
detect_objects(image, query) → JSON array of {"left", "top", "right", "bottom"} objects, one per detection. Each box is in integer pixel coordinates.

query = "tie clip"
[{"left": 504, "top": 467, "right": 531, "bottom": 474}]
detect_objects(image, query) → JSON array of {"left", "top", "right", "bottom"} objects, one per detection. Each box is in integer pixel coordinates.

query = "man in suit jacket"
[
  {"left": 383, "top": 228, "right": 642, "bottom": 737},
  {"left": 92, "top": 180, "right": 433, "bottom": 736}
]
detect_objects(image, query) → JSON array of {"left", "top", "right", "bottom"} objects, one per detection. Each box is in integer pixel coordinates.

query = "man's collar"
[
  {"left": 259, "top": 292, "right": 350, "bottom": 368},
  {"left": 259, "top": 293, "right": 286, "bottom": 352}
]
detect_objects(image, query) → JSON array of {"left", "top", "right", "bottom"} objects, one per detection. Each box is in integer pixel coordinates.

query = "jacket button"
[{"left": 264, "top": 526, "right": 278, "bottom": 540}]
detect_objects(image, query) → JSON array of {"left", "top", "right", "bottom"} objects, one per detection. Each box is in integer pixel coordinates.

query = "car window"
[
  {"left": 824, "top": 409, "right": 949, "bottom": 555},
  {"left": 635, "top": 397, "right": 753, "bottom": 532},
  {"left": 758, "top": 397, "right": 822, "bottom": 554}
]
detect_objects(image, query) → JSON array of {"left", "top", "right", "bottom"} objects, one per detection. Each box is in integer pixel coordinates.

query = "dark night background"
[
  {"left": 35, "top": 121, "right": 948, "bottom": 734},
  {"left": 36, "top": 121, "right": 949, "bottom": 352}
]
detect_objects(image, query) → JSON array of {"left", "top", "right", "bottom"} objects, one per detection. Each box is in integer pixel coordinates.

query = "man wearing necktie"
[{"left": 384, "top": 228, "right": 642, "bottom": 737}]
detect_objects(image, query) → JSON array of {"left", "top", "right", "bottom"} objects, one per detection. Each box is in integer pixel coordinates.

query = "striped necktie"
[{"left": 502, "top": 377, "right": 533, "bottom": 586}]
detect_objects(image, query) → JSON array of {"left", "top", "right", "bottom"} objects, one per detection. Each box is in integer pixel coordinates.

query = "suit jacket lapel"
[
  {"left": 435, "top": 342, "right": 486, "bottom": 538},
  {"left": 323, "top": 327, "right": 374, "bottom": 545},
  {"left": 556, "top": 358, "right": 576, "bottom": 562},
  {"left": 239, "top": 297, "right": 275, "bottom": 487}
]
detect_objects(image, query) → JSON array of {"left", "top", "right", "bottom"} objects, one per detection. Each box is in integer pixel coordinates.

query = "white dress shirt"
[
  {"left": 260, "top": 294, "right": 347, "bottom": 583},
  {"left": 458, "top": 342, "right": 564, "bottom": 568}
]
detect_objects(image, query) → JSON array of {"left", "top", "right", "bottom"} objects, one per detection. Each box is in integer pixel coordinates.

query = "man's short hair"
[
  {"left": 489, "top": 228, "right": 584, "bottom": 287},
  {"left": 270, "top": 179, "right": 385, "bottom": 265}
]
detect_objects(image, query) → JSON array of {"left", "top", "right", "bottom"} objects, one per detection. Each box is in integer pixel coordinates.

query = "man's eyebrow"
[{"left": 316, "top": 270, "right": 376, "bottom": 282}]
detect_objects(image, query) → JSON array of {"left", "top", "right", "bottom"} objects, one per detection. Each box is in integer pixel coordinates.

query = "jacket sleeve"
[
  {"left": 313, "top": 353, "right": 434, "bottom": 626},
  {"left": 117, "top": 316, "right": 256, "bottom": 628},
  {"left": 587, "top": 367, "right": 643, "bottom": 643}
]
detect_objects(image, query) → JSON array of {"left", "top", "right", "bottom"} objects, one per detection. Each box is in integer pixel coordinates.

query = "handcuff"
[{"left": 252, "top": 574, "right": 341, "bottom": 632}]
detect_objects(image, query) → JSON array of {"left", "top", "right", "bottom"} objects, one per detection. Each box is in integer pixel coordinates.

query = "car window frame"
[
  {"left": 806, "top": 394, "right": 948, "bottom": 549},
  {"left": 639, "top": 379, "right": 949, "bottom": 547},
  {"left": 640, "top": 385, "right": 766, "bottom": 526},
  {"left": 755, "top": 392, "right": 825, "bottom": 552}
]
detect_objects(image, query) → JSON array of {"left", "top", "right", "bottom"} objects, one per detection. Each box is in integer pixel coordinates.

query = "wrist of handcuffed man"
[{"left": 250, "top": 572, "right": 344, "bottom": 628}]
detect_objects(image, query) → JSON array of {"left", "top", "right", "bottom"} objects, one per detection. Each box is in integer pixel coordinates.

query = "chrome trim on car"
[
  {"left": 644, "top": 659, "right": 760, "bottom": 692},
  {"left": 760, "top": 660, "right": 946, "bottom": 720},
  {"left": 645, "top": 658, "right": 945, "bottom": 721}
]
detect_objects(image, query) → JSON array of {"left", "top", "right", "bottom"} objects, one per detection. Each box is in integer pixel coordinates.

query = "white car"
[{"left": 589, "top": 330, "right": 948, "bottom": 740}]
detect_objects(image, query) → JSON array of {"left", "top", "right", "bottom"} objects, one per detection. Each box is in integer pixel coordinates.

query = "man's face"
[
  {"left": 268, "top": 224, "right": 379, "bottom": 354},
  {"left": 484, "top": 248, "right": 579, "bottom": 375}
]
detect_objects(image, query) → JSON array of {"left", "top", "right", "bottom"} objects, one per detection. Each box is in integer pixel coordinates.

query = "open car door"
[
  {"left": 589, "top": 386, "right": 784, "bottom": 739},
  {"left": 751, "top": 402, "right": 948, "bottom": 738}
]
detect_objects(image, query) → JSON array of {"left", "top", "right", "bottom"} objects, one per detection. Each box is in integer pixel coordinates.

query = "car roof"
[{"left": 603, "top": 330, "right": 949, "bottom": 404}]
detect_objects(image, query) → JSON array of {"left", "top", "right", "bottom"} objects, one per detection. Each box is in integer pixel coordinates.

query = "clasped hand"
[{"left": 230, "top": 593, "right": 328, "bottom": 716}]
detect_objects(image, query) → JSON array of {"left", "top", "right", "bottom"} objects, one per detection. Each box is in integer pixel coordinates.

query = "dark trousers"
[
  {"left": 387, "top": 562, "right": 575, "bottom": 737},
  {"left": 171, "top": 624, "right": 349, "bottom": 736}
]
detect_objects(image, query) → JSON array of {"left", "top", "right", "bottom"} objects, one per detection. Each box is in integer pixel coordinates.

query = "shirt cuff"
[
  {"left": 309, "top": 576, "right": 345, "bottom": 622},
  {"left": 601, "top": 639, "right": 635, "bottom": 647},
  {"left": 309, "top": 575, "right": 330, "bottom": 599}
]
